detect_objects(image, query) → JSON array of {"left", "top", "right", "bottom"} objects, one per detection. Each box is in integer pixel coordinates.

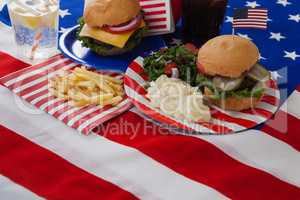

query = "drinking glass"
[
  {"left": 7, "top": 0, "right": 59, "bottom": 61},
  {"left": 182, "top": 0, "right": 228, "bottom": 46}
]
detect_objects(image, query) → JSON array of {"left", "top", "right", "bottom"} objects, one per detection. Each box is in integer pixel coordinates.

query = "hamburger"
[
  {"left": 76, "top": 0, "right": 146, "bottom": 56},
  {"left": 196, "top": 35, "right": 270, "bottom": 111}
]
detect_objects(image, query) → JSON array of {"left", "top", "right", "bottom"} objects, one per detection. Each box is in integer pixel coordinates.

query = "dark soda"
[{"left": 182, "top": 0, "right": 228, "bottom": 46}]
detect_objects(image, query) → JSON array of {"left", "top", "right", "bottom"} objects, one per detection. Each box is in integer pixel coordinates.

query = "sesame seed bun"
[
  {"left": 197, "top": 35, "right": 260, "bottom": 78},
  {"left": 84, "top": 0, "right": 141, "bottom": 27},
  {"left": 204, "top": 87, "right": 262, "bottom": 111}
]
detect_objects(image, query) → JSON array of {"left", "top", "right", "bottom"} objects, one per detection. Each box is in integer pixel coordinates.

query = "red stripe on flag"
[
  {"left": 141, "top": 3, "right": 165, "bottom": 9},
  {"left": 0, "top": 52, "right": 29, "bottom": 80},
  {"left": 248, "top": 9, "right": 268, "bottom": 12},
  {"left": 233, "top": 25, "right": 267, "bottom": 29},
  {"left": 233, "top": 21, "right": 267, "bottom": 25},
  {"left": 144, "top": 10, "right": 166, "bottom": 16},
  {"left": 148, "top": 24, "right": 167, "bottom": 29},
  {"left": 145, "top": 18, "right": 167, "bottom": 22},
  {"left": 297, "top": 86, "right": 300, "bottom": 92},
  {"left": 261, "top": 109, "right": 300, "bottom": 151},
  {"left": 0, "top": 125, "right": 138, "bottom": 200},
  {"left": 97, "top": 111, "right": 300, "bottom": 199},
  {"left": 248, "top": 12, "right": 268, "bottom": 16},
  {"left": 248, "top": 16, "right": 268, "bottom": 19}
]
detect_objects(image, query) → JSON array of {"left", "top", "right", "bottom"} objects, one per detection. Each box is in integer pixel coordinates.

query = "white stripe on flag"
[
  {"left": 0, "top": 176, "right": 43, "bottom": 200},
  {"left": 196, "top": 130, "right": 300, "bottom": 188},
  {"left": 0, "top": 85, "right": 228, "bottom": 200}
]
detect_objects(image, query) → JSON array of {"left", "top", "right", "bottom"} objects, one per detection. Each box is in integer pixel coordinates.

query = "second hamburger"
[{"left": 196, "top": 35, "right": 270, "bottom": 111}]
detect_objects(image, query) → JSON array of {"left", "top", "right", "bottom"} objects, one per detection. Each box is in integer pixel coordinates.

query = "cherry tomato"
[
  {"left": 164, "top": 62, "right": 177, "bottom": 75},
  {"left": 184, "top": 43, "right": 199, "bottom": 55}
]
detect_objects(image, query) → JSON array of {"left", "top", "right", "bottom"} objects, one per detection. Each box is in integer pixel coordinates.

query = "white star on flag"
[
  {"left": 284, "top": 51, "right": 300, "bottom": 61},
  {"left": 276, "top": 0, "right": 292, "bottom": 7},
  {"left": 237, "top": 33, "right": 252, "bottom": 40},
  {"left": 288, "top": 14, "right": 300, "bottom": 23},
  {"left": 270, "top": 32, "right": 286, "bottom": 42},
  {"left": 271, "top": 71, "right": 282, "bottom": 81},
  {"left": 245, "top": 1, "right": 260, "bottom": 8},
  {"left": 259, "top": 54, "right": 267, "bottom": 60},
  {"left": 225, "top": 16, "right": 233, "bottom": 23},
  {"left": 170, "top": 38, "right": 182, "bottom": 46},
  {"left": 59, "top": 9, "right": 71, "bottom": 18},
  {"left": 59, "top": 27, "right": 73, "bottom": 34}
]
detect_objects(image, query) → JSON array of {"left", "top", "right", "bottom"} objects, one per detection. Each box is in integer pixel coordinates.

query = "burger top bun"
[
  {"left": 84, "top": 0, "right": 141, "bottom": 27},
  {"left": 197, "top": 35, "right": 260, "bottom": 78}
]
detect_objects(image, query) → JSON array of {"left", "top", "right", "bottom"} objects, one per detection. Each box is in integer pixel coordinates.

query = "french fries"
[{"left": 49, "top": 66, "right": 124, "bottom": 107}]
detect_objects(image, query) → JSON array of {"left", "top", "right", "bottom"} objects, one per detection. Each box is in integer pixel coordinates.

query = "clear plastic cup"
[{"left": 7, "top": 0, "right": 59, "bottom": 61}]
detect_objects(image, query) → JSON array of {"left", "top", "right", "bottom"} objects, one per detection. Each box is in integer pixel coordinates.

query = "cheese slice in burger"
[{"left": 79, "top": 20, "right": 146, "bottom": 48}]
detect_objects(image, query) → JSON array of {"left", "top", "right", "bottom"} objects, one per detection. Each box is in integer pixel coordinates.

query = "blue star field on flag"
[{"left": 0, "top": 0, "right": 299, "bottom": 97}]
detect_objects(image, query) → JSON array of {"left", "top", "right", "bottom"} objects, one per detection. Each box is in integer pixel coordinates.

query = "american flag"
[{"left": 233, "top": 8, "right": 268, "bottom": 29}]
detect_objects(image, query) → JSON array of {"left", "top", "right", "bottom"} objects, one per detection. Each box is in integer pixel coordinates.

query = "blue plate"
[{"left": 59, "top": 25, "right": 166, "bottom": 72}]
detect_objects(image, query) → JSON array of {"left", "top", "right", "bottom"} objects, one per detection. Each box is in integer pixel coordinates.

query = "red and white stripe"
[
  {"left": 124, "top": 56, "right": 280, "bottom": 134},
  {"left": 233, "top": 9, "right": 268, "bottom": 29},
  {"left": 139, "top": 0, "right": 171, "bottom": 33},
  {"left": 0, "top": 55, "right": 132, "bottom": 135}
]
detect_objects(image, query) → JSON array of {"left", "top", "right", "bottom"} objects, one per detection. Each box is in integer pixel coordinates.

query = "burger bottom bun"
[{"left": 204, "top": 87, "right": 262, "bottom": 111}]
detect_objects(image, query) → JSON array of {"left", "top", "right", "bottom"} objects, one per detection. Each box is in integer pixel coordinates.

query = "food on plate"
[
  {"left": 144, "top": 45, "right": 198, "bottom": 85},
  {"left": 143, "top": 34, "right": 271, "bottom": 121},
  {"left": 146, "top": 75, "right": 211, "bottom": 122},
  {"left": 76, "top": 0, "right": 146, "bottom": 56},
  {"left": 196, "top": 35, "right": 270, "bottom": 111},
  {"left": 49, "top": 67, "right": 124, "bottom": 107}
]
